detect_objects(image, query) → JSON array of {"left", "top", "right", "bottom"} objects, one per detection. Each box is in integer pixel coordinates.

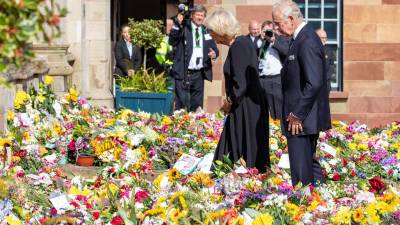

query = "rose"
[
  {"left": 111, "top": 216, "right": 123, "bottom": 225},
  {"left": 92, "top": 211, "right": 100, "bottom": 220},
  {"left": 332, "top": 173, "right": 341, "bottom": 181},
  {"left": 369, "top": 176, "right": 385, "bottom": 193},
  {"left": 68, "top": 141, "right": 76, "bottom": 151},
  {"left": 135, "top": 190, "right": 149, "bottom": 203}
]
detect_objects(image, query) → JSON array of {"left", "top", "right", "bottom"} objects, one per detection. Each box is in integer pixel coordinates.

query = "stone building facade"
[
  {"left": 196, "top": 0, "right": 400, "bottom": 127},
  {"left": 3, "top": 0, "right": 397, "bottom": 128}
]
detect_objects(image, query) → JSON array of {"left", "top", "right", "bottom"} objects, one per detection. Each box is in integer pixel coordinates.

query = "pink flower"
[{"left": 135, "top": 190, "right": 149, "bottom": 203}]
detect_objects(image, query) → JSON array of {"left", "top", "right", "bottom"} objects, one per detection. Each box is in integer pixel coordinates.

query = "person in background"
[
  {"left": 316, "top": 28, "right": 335, "bottom": 91},
  {"left": 273, "top": 0, "right": 331, "bottom": 186},
  {"left": 114, "top": 24, "right": 142, "bottom": 77},
  {"left": 156, "top": 19, "right": 174, "bottom": 69},
  {"left": 169, "top": 4, "right": 219, "bottom": 112},
  {"left": 247, "top": 20, "right": 263, "bottom": 55},
  {"left": 258, "top": 20, "right": 283, "bottom": 120},
  {"left": 205, "top": 8, "right": 270, "bottom": 172}
]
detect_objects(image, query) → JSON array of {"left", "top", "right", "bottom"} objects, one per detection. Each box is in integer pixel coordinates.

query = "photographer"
[
  {"left": 258, "top": 20, "right": 286, "bottom": 120},
  {"left": 169, "top": 4, "right": 219, "bottom": 112}
]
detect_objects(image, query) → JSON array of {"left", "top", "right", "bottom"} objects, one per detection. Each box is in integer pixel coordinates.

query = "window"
[{"left": 295, "top": 0, "right": 343, "bottom": 91}]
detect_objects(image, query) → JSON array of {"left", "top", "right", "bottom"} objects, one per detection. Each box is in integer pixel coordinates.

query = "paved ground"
[{"left": 59, "top": 164, "right": 99, "bottom": 179}]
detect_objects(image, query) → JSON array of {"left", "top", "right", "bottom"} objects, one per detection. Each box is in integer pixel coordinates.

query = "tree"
[
  {"left": 128, "top": 19, "right": 164, "bottom": 70},
  {"left": 0, "top": 0, "right": 68, "bottom": 73}
]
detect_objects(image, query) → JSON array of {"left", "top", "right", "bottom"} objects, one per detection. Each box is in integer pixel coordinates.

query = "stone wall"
[
  {"left": 0, "top": 60, "right": 49, "bottom": 132},
  {"left": 337, "top": 0, "right": 400, "bottom": 126},
  {"left": 195, "top": 0, "right": 400, "bottom": 127},
  {"left": 60, "top": 0, "right": 114, "bottom": 108}
]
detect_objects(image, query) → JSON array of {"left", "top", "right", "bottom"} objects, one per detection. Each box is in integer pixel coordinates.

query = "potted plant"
[
  {"left": 75, "top": 137, "right": 96, "bottom": 167},
  {"left": 115, "top": 19, "right": 173, "bottom": 115}
]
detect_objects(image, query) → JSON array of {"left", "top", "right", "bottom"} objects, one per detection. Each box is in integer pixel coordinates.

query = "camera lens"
[{"left": 265, "top": 30, "right": 274, "bottom": 37}]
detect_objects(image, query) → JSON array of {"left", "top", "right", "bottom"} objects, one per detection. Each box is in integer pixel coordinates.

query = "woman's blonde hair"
[{"left": 204, "top": 8, "right": 241, "bottom": 38}]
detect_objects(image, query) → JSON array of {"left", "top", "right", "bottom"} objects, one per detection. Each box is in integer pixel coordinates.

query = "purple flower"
[
  {"left": 165, "top": 137, "right": 185, "bottom": 145},
  {"left": 392, "top": 210, "right": 400, "bottom": 221},
  {"left": 381, "top": 155, "right": 398, "bottom": 167},
  {"left": 371, "top": 150, "right": 388, "bottom": 162}
]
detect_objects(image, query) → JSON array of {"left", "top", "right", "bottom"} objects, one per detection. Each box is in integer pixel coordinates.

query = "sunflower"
[
  {"left": 352, "top": 207, "right": 364, "bottom": 223},
  {"left": 168, "top": 168, "right": 181, "bottom": 182}
]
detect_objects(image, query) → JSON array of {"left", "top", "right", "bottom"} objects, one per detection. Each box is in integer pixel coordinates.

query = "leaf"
[{"left": 117, "top": 206, "right": 135, "bottom": 225}]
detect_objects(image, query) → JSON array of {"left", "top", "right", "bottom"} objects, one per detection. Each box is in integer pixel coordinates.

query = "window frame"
[{"left": 296, "top": 0, "right": 343, "bottom": 91}]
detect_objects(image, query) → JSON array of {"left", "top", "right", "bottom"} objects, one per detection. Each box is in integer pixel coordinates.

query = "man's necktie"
[
  {"left": 289, "top": 38, "right": 295, "bottom": 49},
  {"left": 195, "top": 27, "right": 200, "bottom": 48}
]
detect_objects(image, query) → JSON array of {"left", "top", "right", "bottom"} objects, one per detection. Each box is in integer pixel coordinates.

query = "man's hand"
[
  {"left": 208, "top": 48, "right": 216, "bottom": 60},
  {"left": 287, "top": 112, "right": 303, "bottom": 135},
  {"left": 128, "top": 69, "right": 135, "bottom": 77}
]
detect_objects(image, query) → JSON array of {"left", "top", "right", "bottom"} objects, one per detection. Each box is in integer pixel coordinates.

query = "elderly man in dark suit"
[
  {"left": 272, "top": 0, "right": 331, "bottom": 186},
  {"left": 169, "top": 4, "right": 219, "bottom": 112}
]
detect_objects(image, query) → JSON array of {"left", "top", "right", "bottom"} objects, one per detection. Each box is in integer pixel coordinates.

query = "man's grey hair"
[
  {"left": 192, "top": 4, "right": 207, "bottom": 14},
  {"left": 273, "top": 0, "right": 303, "bottom": 20}
]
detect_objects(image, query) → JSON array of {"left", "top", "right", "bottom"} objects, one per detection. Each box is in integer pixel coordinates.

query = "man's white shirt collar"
[{"left": 293, "top": 22, "right": 306, "bottom": 40}]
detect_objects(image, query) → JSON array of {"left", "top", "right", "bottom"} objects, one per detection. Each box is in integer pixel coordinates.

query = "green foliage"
[
  {"left": 128, "top": 19, "right": 164, "bottom": 51},
  {"left": 128, "top": 19, "right": 164, "bottom": 69},
  {"left": 118, "top": 68, "right": 168, "bottom": 93},
  {"left": 213, "top": 155, "right": 234, "bottom": 178},
  {"left": 0, "top": 0, "right": 68, "bottom": 73}
]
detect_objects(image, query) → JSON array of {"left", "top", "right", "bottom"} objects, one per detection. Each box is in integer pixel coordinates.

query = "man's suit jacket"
[
  {"left": 281, "top": 24, "right": 331, "bottom": 135},
  {"left": 324, "top": 45, "right": 335, "bottom": 91},
  {"left": 247, "top": 34, "right": 262, "bottom": 56},
  {"left": 169, "top": 20, "right": 219, "bottom": 81},
  {"left": 114, "top": 40, "right": 142, "bottom": 76},
  {"left": 272, "top": 35, "right": 291, "bottom": 62}
]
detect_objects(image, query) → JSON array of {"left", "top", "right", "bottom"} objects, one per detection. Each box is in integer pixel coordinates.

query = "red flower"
[
  {"left": 341, "top": 159, "right": 348, "bottom": 167},
  {"left": 50, "top": 15, "right": 61, "bottom": 26},
  {"left": 135, "top": 190, "right": 149, "bottom": 203},
  {"left": 50, "top": 207, "right": 57, "bottom": 216},
  {"left": 108, "top": 167, "right": 116, "bottom": 174},
  {"left": 332, "top": 173, "right": 341, "bottom": 181},
  {"left": 68, "top": 141, "right": 76, "bottom": 151},
  {"left": 111, "top": 216, "right": 123, "bottom": 225},
  {"left": 369, "top": 176, "right": 385, "bottom": 193},
  {"left": 389, "top": 169, "right": 394, "bottom": 176},
  {"left": 92, "top": 211, "right": 100, "bottom": 220},
  {"left": 70, "top": 201, "right": 80, "bottom": 208},
  {"left": 350, "top": 170, "right": 356, "bottom": 177}
]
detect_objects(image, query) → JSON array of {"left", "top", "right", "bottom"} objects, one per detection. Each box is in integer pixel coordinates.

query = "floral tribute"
[{"left": 0, "top": 78, "right": 399, "bottom": 224}]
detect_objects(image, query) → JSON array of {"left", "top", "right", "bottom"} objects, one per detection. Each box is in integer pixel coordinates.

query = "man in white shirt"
[
  {"left": 258, "top": 20, "right": 284, "bottom": 120},
  {"left": 169, "top": 4, "right": 219, "bottom": 111},
  {"left": 247, "top": 20, "right": 263, "bottom": 55}
]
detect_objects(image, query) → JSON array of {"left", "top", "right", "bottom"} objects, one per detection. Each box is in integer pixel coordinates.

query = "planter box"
[{"left": 115, "top": 86, "right": 173, "bottom": 115}]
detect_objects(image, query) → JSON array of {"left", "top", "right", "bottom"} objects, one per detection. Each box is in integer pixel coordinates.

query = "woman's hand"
[
  {"left": 128, "top": 69, "right": 135, "bottom": 77},
  {"left": 220, "top": 97, "right": 232, "bottom": 114}
]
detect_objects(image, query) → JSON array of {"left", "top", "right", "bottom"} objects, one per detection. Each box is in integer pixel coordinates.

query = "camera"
[{"left": 265, "top": 29, "right": 274, "bottom": 38}]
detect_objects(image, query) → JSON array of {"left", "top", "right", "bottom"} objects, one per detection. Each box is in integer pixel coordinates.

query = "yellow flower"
[
  {"left": 168, "top": 168, "right": 181, "bottom": 182},
  {"left": 0, "top": 138, "right": 12, "bottom": 148},
  {"left": 348, "top": 143, "right": 357, "bottom": 151},
  {"left": 162, "top": 116, "right": 172, "bottom": 125},
  {"left": 36, "top": 95, "right": 46, "bottom": 103},
  {"left": 190, "top": 172, "right": 214, "bottom": 187},
  {"left": 39, "top": 146, "right": 48, "bottom": 156},
  {"left": 14, "top": 90, "right": 30, "bottom": 110},
  {"left": 352, "top": 207, "right": 364, "bottom": 223},
  {"left": 169, "top": 208, "right": 183, "bottom": 222},
  {"left": 6, "top": 111, "right": 14, "bottom": 121},
  {"left": 357, "top": 143, "right": 368, "bottom": 151},
  {"left": 271, "top": 177, "right": 282, "bottom": 185},
  {"left": 0, "top": 179, "right": 9, "bottom": 199},
  {"left": 68, "top": 186, "right": 92, "bottom": 197},
  {"left": 5, "top": 215, "right": 22, "bottom": 225},
  {"left": 252, "top": 213, "right": 273, "bottom": 225},
  {"left": 66, "top": 88, "right": 79, "bottom": 102},
  {"left": 307, "top": 200, "right": 319, "bottom": 212},
  {"left": 44, "top": 75, "right": 54, "bottom": 85},
  {"left": 331, "top": 207, "right": 351, "bottom": 225}
]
